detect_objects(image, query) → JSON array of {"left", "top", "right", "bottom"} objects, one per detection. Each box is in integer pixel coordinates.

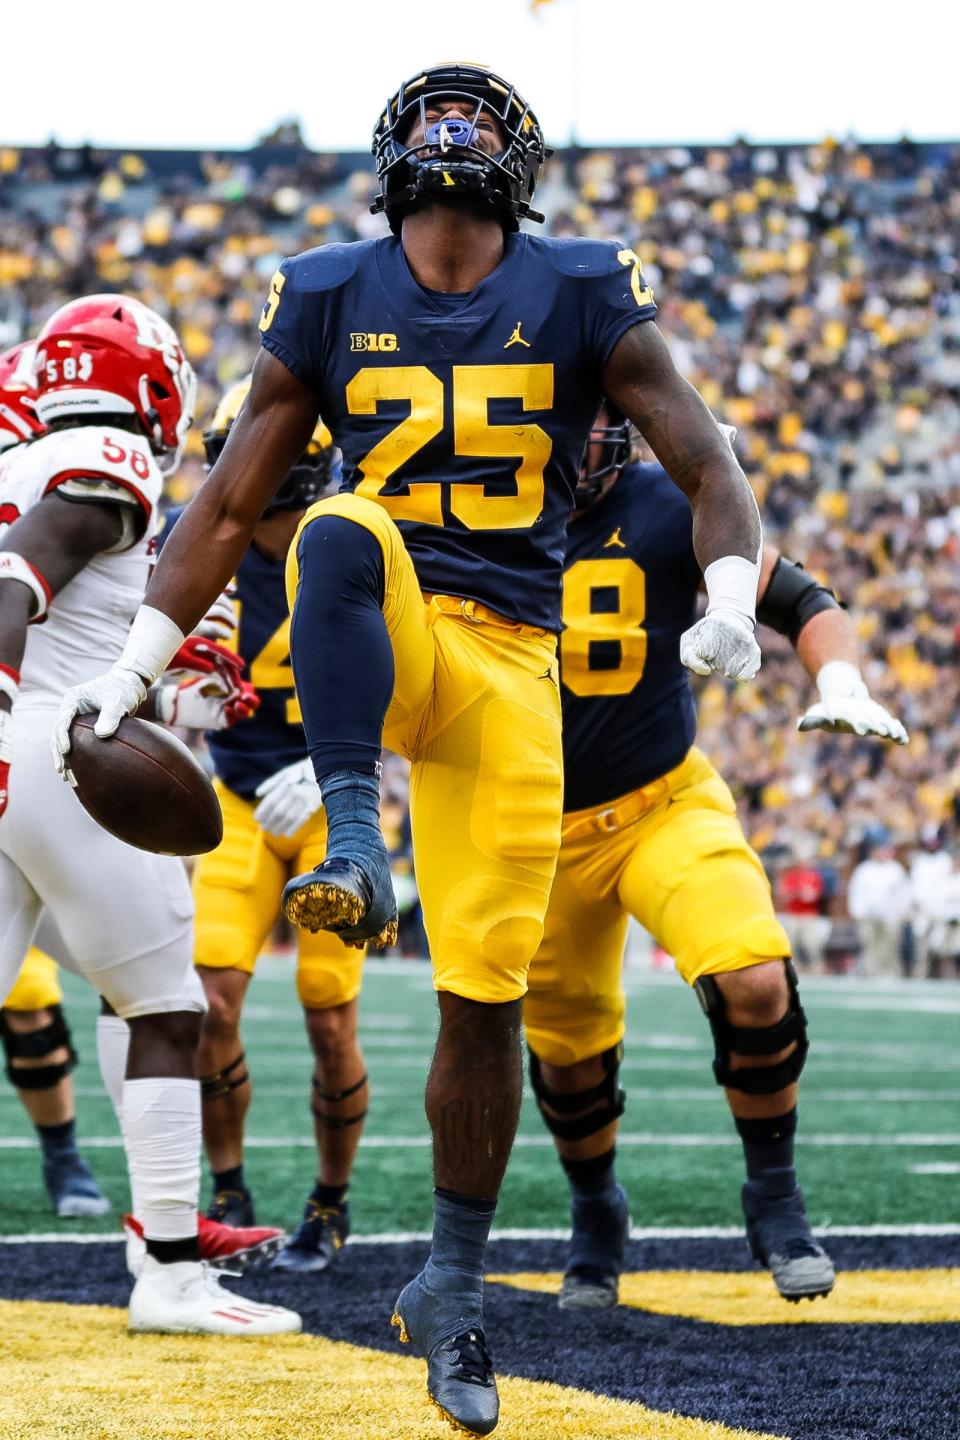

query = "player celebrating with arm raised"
[
  {"left": 0, "top": 297, "right": 298, "bottom": 1337},
  {"left": 56, "top": 66, "right": 761, "bottom": 1435},
  {"left": 524, "top": 409, "right": 907, "bottom": 1311}
]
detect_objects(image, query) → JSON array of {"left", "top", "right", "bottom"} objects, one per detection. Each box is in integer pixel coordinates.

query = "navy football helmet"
[
  {"left": 371, "top": 62, "right": 548, "bottom": 233},
  {"left": 576, "top": 403, "right": 634, "bottom": 508},
  {"left": 203, "top": 376, "right": 334, "bottom": 516}
]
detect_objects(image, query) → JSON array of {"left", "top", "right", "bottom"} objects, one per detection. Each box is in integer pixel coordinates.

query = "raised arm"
[
  {"left": 756, "top": 544, "right": 908, "bottom": 744},
  {"left": 603, "top": 323, "right": 762, "bottom": 680}
]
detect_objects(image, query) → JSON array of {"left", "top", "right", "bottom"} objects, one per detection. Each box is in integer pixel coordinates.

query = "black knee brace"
[
  {"left": 311, "top": 1073, "right": 368, "bottom": 1129},
  {"left": 528, "top": 1043, "right": 626, "bottom": 1142},
  {"left": 0, "top": 1004, "right": 77, "bottom": 1091},
  {"left": 695, "top": 960, "right": 808, "bottom": 1095},
  {"left": 200, "top": 1052, "right": 249, "bottom": 1102}
]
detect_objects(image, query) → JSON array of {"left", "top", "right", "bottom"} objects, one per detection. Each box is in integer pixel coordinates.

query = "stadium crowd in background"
[{"left": 2, "top": 130, "right": 958, "bottom": 972}]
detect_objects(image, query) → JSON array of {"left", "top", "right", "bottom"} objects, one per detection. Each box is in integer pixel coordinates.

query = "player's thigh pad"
[
  {"left": 410, "top": 613, "right": 564, "bottom": 1003},
  {"left": 617, "top": 748, "right": 790, "bottom": 983},
  {"left": 524, "top": 832, "right": 629, "bottom": 1067},
  {"left": 5, "top": 708, "right": 203, "bottom": 1018},
  {"left": 288, "top": 493, "right": 436, "bottom": 753},
  {"left": 294, "top": 808, "right": 366, "bottom": 1008},
  {"left": 3, "top": 948, "right": 62, "bottom": 1011},
  {"left": 193, "top": 781, "right": 284, "bottom": 973}
]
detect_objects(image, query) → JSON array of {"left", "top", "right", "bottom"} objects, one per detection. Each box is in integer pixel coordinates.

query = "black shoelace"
[{"left": 449, "top": 1330, "right": 494, "bottom": 1387}]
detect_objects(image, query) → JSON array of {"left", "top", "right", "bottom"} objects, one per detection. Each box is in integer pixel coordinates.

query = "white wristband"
[
  {"left": 0, "top": 709, "right": 12, "bottom": 762},
  {"left": 703, "top": 554, "right": 761, "bottom": 629},
  {"left": 816, "top": 660, "right": 868, "bottom": 701},
  {"left": 118, "top": 605, "right": 186, "bottom": 686}
]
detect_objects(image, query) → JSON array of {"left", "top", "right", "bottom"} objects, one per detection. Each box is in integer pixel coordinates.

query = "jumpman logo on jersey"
[
  {"left": 604, "top": 528, "right": 626, "bottom": 549},
  {"left": 504, "top": 321, "right": 531, "bottom": 349}
]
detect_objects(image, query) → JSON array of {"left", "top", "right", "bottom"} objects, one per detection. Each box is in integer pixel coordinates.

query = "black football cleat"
[
  {"left": 392, "top": 1272, "right": 499, "bottom": 1436},
  {"left": 742, "top": 1176, "right": 836, "bottom": 1301},
  {"left": 271, "top": 1199, "right": 350, "bottom": 1274},
  {"left": 282, "top": 857, "right": 398, "bottom": 950},
  {"left": 559, "top": 1182, "right": 630, "bottom": 1310},
  {"left": 206, "top": 1186, "right": 256, "bottom": 1228}
]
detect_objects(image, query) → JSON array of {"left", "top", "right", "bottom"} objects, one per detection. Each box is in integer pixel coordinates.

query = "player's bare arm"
[
  {"left": 0, "top": 495, "right": 122, "bottom": 813},
  {"left": 604, "top": 322, "right": 760, "bottom": 566},
  {"left": 146, "top": 349, "right": 320, "bottom": 636},
  {"left": 604, "top": 322, "right": 763, "bottom": 681},
  {"left": 0, "top": 494, "right": 123, "bottom": 697},
  {"left": 755, "top": 543, "right": 908, "bottom": 743}
]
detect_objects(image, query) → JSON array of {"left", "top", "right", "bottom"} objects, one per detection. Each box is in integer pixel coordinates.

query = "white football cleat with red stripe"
[{"left": 128, "top": 1255, "right": 301, "bottom": 1336}]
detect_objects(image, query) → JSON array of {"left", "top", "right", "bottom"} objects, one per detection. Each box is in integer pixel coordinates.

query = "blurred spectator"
[
  {"left": 777, "top": 841, "right": 833, "bottom": 971},
  {"left": 847, "top": 841, "right": 912, "bottom": 976},
  {"left": 908, "top": 824, "right": 953, "bottom": 975}
]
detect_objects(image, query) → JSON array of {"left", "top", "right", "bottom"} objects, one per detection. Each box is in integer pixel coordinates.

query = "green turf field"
[{"left": 2, "top": 961, "right": 958, "bottom": 1236}]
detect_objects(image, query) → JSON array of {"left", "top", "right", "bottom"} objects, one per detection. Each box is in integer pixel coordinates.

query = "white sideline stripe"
[
  {"left": 909, "top": 1162, "right": 960, "bottom": 1175},
  {"left": 3, "top": 1222, "right": 960, "bottom": 1246},
  {"left": 2, "top": 1133, "right": 959, "bottom": 1151}
]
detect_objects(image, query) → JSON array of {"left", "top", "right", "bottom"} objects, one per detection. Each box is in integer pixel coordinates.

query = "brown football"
[{"left": 68, "top": 713, "right": 222, "bottom": 856}]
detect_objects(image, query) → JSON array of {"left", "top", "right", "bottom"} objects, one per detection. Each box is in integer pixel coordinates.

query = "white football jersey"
[{"left": 0, "top": 425, "right": 164, "bottom": 702}]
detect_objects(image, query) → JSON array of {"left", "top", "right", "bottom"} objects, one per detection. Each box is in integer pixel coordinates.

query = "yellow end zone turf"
[
  {"left": 487, "top": 1269, "right": 960, "bottom": 1325},
  {"left": 0, "top": 1299, "right": 785, "bottom": 1440}
]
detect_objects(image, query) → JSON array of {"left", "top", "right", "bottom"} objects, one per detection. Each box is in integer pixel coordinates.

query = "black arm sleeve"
[{"left": 756, "top": 556, "right": 841, "bottom": 645}]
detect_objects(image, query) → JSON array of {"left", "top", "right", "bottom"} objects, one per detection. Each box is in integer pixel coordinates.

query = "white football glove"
[
  {"left": 52, "top": 666, "right": 148, "bottom": 777},
  {"left": 680, "top": 611, "right": 761, "bottom": 681},
  {"left": 253, "top": 757, "right": 322, "bottom": 838},
  {"left": 155, "top": 675, "right": 245, "bottom": 732},
  {"left": 798, "top": 661, "right": 909, "bottom": 744},
  {"left": 194, "top": 587, "right": 238, "bottom": 643}
]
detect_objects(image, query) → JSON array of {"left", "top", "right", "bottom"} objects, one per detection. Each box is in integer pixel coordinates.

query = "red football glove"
[
  {"left": 157, "top": 675, "right": 260, "bottom": 731},
  {"left": 167, "top": 636, "right": 247, "bottom": 691}
]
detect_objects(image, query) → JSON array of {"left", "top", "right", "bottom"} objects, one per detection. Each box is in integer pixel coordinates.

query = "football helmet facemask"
[
  {"left": 575, "top": 403, "right": 633, "bottom": 509},
  {"left": 203, "top": 376, "right": 335, "bottom": 516},
  {"left": 34, "top": 295, "right": 196, "bottom": 474},
  {"left": 0, "top": 342, "right": 44, "bottom": 452},
  {"left": 372, "top": 62, "right": 547, "bottom": 234}
]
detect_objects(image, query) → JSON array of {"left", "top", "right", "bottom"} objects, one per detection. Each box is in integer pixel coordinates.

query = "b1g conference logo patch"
[{"left": 350, "top": 333, "right": 398, "bottom": 352}]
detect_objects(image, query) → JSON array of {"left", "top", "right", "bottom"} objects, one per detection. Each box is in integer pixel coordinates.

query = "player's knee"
[
  {"left": 695, "top": 959, "right": 808, "bottom": 1095},
  {"left": 714, "top": 958, "right": 790, "bottom": 1028},
  {"left": 304, "top": 1001, "right": 358, "bottom": 1061},
  {"left": 296, "top": 514, "right": 385, "bottom": 614},
  {"left": 528, "top": 1042, "right": 626, "bottom": 1142},
  {"left": 0, "top": 1005, "right": 77, "bottom": 1090},
  {"left": 197, "top": 972, "right": 245, "bottom": 1041}
]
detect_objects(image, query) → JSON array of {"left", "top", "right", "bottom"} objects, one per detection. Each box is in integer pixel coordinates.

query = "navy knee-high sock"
[{"left": 291, "top": 517, "right": 395, "bottom": 781}]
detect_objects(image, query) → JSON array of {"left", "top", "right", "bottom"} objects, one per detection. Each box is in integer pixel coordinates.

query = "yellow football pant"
[
  {"left": 192, "top": 780, "right": 364, "bottom": 1009},
  {"left": 3, "top": 949, "right": 61, "bottom": 1011},
  {"left": 289, "top": 494, "right": 563, "bottom": 1003},
  {"left": 525, "top": 748, "right": 791, "bottom": 1066}
]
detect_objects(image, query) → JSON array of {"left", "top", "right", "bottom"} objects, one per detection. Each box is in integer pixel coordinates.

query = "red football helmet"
[
  {"left": 0, "top": 342, "right": 44, "bottom": 452},
  {"left": 34, "top": 294, "right": 197, "bottom": 473}
]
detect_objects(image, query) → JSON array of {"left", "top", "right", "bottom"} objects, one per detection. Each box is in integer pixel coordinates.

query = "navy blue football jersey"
[
  {"left": 560, "top": 463, "right": 701, "bottom": 812},
  {"left": 258, "top": 234, "right": 656, "bottom": 631},
  {"left": 158, "top": 508, "right": 306, "bottom": 799}
]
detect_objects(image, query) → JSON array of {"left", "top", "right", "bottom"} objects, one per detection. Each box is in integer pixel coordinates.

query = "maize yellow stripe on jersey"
[
  {"left": 488, "top": 1268, "right": 960, "bottom": 1325},
  {"left": 0, "top": 1299, "right": 785, "bottom": 1440}
]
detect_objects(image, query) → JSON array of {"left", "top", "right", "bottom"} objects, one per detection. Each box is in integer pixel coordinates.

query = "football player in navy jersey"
[
  {"left": 159, "top": 380, "right": 371, "bottom": 1273},
  {"left": 59, "top": 64, "right": 767, "bottom": 1434},
  {"left": 525, "top": 408, "right": 907, "bottom": 1311}
]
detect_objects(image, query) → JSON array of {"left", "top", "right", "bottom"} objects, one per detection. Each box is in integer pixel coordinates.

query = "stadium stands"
[{"left": 3, "top": 133, "right": 958, "bottom": 961}]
